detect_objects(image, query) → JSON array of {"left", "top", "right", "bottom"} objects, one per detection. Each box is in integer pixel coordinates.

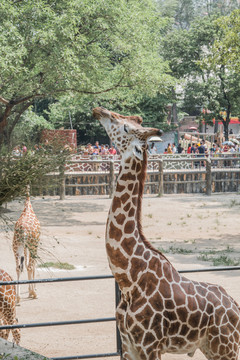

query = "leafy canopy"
[
  {"left": 0, "top": 0, "right": 171, "bottom": 105},
  {"left": 211, "top": 9, "right": 240, "bottom": 72},
  {"left": 0, "top": 0, "right": 174, "bottom": 145}
]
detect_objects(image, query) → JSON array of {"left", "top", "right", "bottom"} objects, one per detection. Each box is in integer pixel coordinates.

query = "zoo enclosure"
[
  {"left": 32, "top": 154, "right": 240, "bottom": 198},
  {"left": 1, "top": 266, "right": 240, "bottom": 360}
]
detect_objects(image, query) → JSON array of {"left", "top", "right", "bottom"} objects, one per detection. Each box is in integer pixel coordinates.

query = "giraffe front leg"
[
  {"left": 16, "top": 266, "right": 21, "bottom": 305},
  {"left": 0, "top": 315, "right": 8, "bottom": 340},
  {"left": 5, "top": 310, "right": 21, "bottom": 345}
]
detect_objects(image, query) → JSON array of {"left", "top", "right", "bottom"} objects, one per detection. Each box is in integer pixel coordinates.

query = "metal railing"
[{"left": 1, "top": 266, "right": 240, "bottom": 359}]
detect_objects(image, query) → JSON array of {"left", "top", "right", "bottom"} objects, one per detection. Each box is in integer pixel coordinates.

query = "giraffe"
[
  {"left": 93, "top": 107, "right": 240, "bottom": 360},
  {"left": 12, "top": 188, "right": 40, "bottom": 304},
  {"left": 0, "top": 269, "right": 21, "bottom": 344}
]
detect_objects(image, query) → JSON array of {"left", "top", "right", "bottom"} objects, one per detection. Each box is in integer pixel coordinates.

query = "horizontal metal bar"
[
  {"left": 1, "top": 266, "right": 240, "bottom": 286},
  {"left": 0, "top": 274, "right": 114, "bottom": 286},
  {"left": 52, "top": 352, "right": 120, "bottom": 360},
  {"left": 0, "top": 317, "right": 116, "bottom": 330},
  {"left": 179, "top": 266, "right": 240, "bottom": 273}
]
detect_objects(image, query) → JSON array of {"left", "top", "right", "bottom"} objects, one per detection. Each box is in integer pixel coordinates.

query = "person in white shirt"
[
  {"left": 150, "top": 142, "right": 157, "bottom": 155},
  {"left": 172, "top": 143, "right": 177, "bottom": 154}
]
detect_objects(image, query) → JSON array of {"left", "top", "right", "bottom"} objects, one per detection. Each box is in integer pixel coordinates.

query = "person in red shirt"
[{"left": 109, "top": 146, "right": 117, "bottom": 155}]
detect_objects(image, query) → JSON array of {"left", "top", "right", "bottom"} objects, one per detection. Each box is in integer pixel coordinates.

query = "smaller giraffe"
[
  {"left": 0, "top": 269, "right": 21, "bottom": 344},
  {"left": 12, "top": 188, "right": 40, "bottom": 304}
]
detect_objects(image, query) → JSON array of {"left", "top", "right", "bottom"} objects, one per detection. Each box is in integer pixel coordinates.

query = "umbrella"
[
  {"left": 222, "top": 140, "right": 234, "bottom": 146},
  {"left": 188, "top": 126, "right": 198, "bottom": 131},
  {"left": 148, "top": 136, "right": 163, "bottom": 142},
  {"left": 232, "top": 138, "right": 239, "bottom": 145}
]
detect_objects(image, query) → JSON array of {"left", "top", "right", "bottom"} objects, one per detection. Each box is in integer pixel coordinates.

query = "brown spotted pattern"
[
  {"left": 93, "top": 107, "right": 240, "bottom": 360},
  {"left": 0, "top": 269, "right": 20, "bottom": 344},
  {"left": 12, "top": 194, "right": 40, "bottom": 304}
]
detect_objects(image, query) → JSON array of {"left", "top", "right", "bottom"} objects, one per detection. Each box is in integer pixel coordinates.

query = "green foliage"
[
  {"left": 0, "top": 148, "right": 70, "bottom": 206},
  {"left": 12, "top": 107, "right": 54, "bottom": 147},
  {"left": 0, "top": 0, "right": 173, "bottom": 146},
  {"left": 38, "top": 262, "right": 75, "bottom": 270},
  {"left": 211, "top": 10, "right": 240, "bottom": 73},
  {"left": 162, "top": 12, "right": 240, "bottom": 138}
]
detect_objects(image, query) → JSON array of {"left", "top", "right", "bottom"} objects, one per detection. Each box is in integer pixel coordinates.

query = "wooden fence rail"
[{"left": 32, "top": 155, "right": 240, "bottom": 198}]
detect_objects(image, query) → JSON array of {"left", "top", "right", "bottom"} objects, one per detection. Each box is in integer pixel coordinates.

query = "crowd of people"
[
  {"left": 12, "top": 144, "right": 29, "bottom": 157},
  {"left": 78, "top": 141, "right": 119, "bottom": 156},
  {"left": 12, "top": 138, "right": 240, "bottom": 158},
  {"left": 162, "top": 140, "right": 240, "bottom": 156}
]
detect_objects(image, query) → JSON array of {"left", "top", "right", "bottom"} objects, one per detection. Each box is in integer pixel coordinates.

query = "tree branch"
[
  {"left": 0, "top": 96, "right": 9, "bottom": 105},
  {"left": 7, "top": 101, "right": 33, "bottom": 140}
]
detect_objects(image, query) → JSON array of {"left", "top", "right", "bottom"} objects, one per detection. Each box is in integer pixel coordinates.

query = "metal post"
[
  {"left": 158, "top": 159, "right": 164, "bottom": 197},
  {"left": 109, "top": 160, "right": 115, "bottom": 199},
  {"left": 59, "top": 164, "right": 65, "bottom": 200},
  {"left": 115, "top": 282, "right": 122, "bottom": 359},
  {"left": 206, "top": 157, "right": 212, "bottom": 196}
]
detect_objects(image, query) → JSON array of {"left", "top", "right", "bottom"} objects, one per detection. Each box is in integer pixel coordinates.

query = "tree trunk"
[
  {"left": 214, "top": 119, "right": 218, "bottom": 134},
  {"left": 223, "top": 120, "right": 229, "bottom": 141}
]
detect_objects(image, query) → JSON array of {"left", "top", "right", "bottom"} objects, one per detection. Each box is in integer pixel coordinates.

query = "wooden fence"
[{"left": 32, "top": 154, "right": 240, "bottom": 198}]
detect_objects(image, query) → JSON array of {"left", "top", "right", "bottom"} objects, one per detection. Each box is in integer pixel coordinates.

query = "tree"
[
  {"left": 0, "top": 0, "right": 172, "bottom": 146},
  {"left": 211, "top": 10, "right": 240, "bottom": 73},
  {"left": 162, "top": 14, "right": 240, "bottom": 139},
  {"left": 41, "top": 88, "right": 174, "bottom": 145}
]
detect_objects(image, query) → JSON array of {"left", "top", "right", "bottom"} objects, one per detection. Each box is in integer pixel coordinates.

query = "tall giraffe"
[
  {"left": 12, "top": 188, "right": 40, "bottom": 304},
  {"left": 0, "top": 269, "right": 20, "bottom": 344},
  {"left": 93, "top": 107, "right": 240, "bottom": 360}
]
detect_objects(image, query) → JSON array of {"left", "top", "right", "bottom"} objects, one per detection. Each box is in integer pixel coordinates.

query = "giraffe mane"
[
  {"left": 136, "top": 150, "right": 172, "bottom": 264},
  {"left": 110, "top": 111, "right": 143, "bottom": 125}
]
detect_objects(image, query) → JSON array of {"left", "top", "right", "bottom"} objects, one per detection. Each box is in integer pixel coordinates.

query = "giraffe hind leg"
[{"left": 27, "top": 256, "right": 37, "bottom": 299}]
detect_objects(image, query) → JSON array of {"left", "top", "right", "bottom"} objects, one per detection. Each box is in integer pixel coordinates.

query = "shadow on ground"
[{"left": 2, "top": 198, "right": 107, "bottom": 227}]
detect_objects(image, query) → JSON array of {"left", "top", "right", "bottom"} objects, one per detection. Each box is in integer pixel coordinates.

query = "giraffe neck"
[
  {"left": 23, "top": 196, "right": 33, "bottom": 214},
  {"left": 106, "top": 151, "right": 170, "bottom": 292}
]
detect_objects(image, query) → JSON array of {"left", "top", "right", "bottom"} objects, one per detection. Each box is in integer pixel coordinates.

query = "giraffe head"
[{"left": 93, "top": 107, "right": 162, "bottom": 161}]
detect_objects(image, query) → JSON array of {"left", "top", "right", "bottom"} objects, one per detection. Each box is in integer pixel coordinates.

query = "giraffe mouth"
[{"left": 92, "top": 107, "right": 111, "bottom": 120}]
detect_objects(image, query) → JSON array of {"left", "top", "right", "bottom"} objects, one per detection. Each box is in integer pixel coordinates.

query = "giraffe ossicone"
[
  {"left": 0, "top": 269, "right": 21, "bottom": 344},
  {"left": 93, "top": 107, "right": 240, "bottom": 360},
  {"left": 12, "top": 189, "right": 40, "bottom": 304}
]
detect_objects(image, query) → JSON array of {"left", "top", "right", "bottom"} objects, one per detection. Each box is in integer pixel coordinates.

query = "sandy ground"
[{"left": 0, "top": 193, "right": 240, "bottom": 360}]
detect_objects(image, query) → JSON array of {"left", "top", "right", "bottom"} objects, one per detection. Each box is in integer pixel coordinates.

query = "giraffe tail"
[
  {"left": 20, "top": 256, "right": 24, "bottom": 272},
  {"left": 17, "top": 244, "right": 25, "bottom": 272}
]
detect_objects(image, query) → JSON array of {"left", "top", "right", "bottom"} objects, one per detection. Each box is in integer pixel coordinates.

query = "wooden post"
[
  {"left": 206, "top": 157, "right": 212, "bottom": 196},
  {"left": 109, "top": 160, "right": 115, "bottom": 198},
  {"left": 59, "top": 164, "right": 65, "bottom": 200},
  {"left": 158, "top": 159, "right": 164, "bottom": 197}
]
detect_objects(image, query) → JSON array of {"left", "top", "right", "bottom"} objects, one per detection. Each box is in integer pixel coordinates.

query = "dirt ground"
[{"left": 0, "top": 193, "right": 240, "bottom": 360}]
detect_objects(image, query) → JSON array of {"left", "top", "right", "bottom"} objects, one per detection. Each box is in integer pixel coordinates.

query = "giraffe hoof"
[
  {"left": 29, "top": 291, "right": 37, "bottom": 299},
  {"left": 16, "top": 297, "right": 20, "bottom": 305}
]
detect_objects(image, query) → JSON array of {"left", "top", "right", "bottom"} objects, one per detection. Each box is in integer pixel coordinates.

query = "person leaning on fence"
[
  {"left": 150, "top": 142, "right": 157, "bottom": 155},
  {"left": 177, "top": 143, "right": 183, "bottom": 154},
  {"left": 172, "top": 143, "right": 176, "bottom": 154},
  {"left": 167, "top": 143, "right": 172, "bottom": 154},
  {"left": 197, "top": 142, "right": 206, "bottom": 167},
  {"left": 190, "top": 143, "right": 196, "bottom": 153},
  {"left": 109, "top": 146, "right": 117, "bottom": 155}
]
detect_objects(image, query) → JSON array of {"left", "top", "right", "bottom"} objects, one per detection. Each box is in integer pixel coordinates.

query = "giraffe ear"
[{"left": 133, "top": 145, "right": 143, "bottom": 160}]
